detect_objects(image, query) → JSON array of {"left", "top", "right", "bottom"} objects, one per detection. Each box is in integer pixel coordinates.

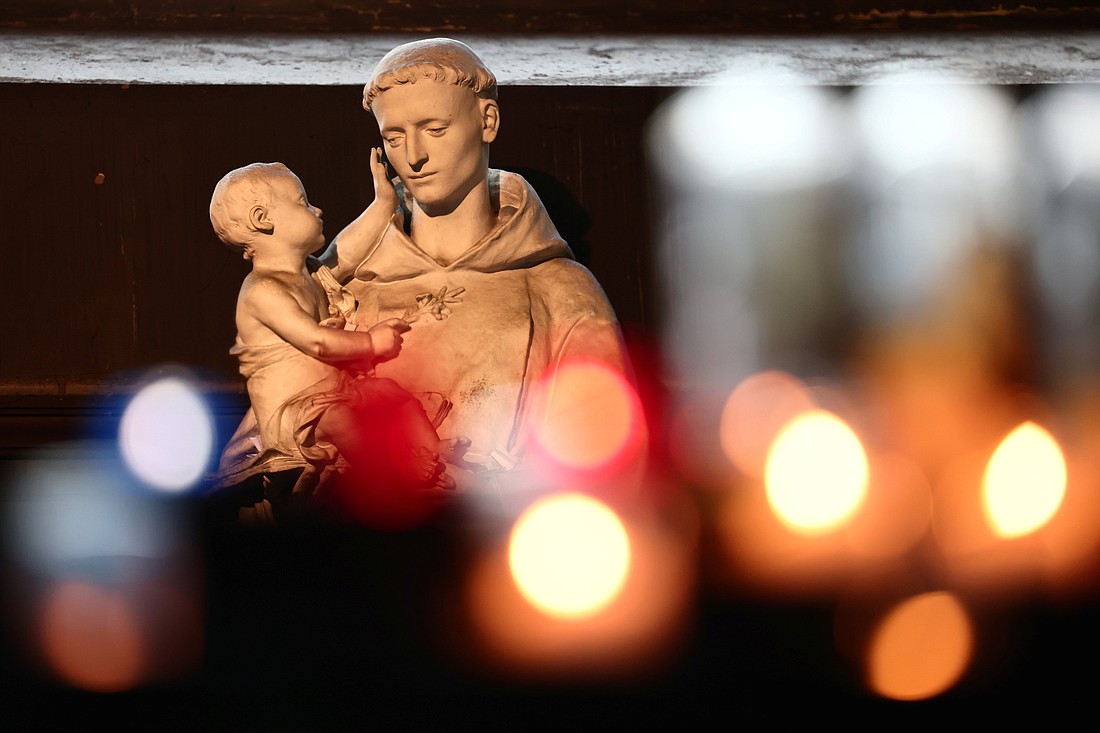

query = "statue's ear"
[
  {"left": 480, "top": 99, "right": 500, "bottom": 144},
  {"left": 249, "top": 204, "right": 274, "bottom": 234}
]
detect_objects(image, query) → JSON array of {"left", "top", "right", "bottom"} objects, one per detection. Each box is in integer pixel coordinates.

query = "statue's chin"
[
  {"left": 412, "top": 194, "right": 462, "bottom": 218},
  {"left": 406, "top": 171, "right": 486, "bottom": 218}
]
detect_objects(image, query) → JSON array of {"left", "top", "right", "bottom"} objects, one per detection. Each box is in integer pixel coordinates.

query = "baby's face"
[{"left": 267, "top": 173, "right": 325, "bottom": 251}]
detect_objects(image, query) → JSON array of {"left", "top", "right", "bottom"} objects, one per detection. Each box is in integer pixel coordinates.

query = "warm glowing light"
[
  {"left": 466, "top": 498, "right": 696, "bottom": 681},
  {"left": 39, "top": 581, "right": 145, "bottom": 693},
  {"left": 119, "top": 377, "right": 214, "bottom": 491},
  {"left": 530, "top": 360, "right": 643, "bottom": 473},
  {"left": 846, "top": 453, "right": 933, "bottom": 560},
  {"left": 764, "top": 410, "right": 869, "bottom": 534},
  {"left": 868, "top": 591, "right": 973, "bottom": 701},
  {"left": 720, "top": 370, "right": 816, "bottom": 478},
  {"left": 508, "top": 493, "right": 631, "bottom": 619},
  {"left": 982, "top": 421, "right": 1067, "bottom": 538}
]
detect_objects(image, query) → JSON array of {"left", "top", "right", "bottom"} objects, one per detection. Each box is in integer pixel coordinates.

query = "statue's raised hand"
[
  {"left": 371, "top": 147, "right": 398, "bottom": 211},
  {"left": 367, "top": 317, "right": 411, "bottom": 362}
]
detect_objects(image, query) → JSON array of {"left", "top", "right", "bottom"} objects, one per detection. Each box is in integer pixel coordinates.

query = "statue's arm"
[
  {"left": 246, "top": 279, "right": 404, "bottom": 364},
  {"left": 536, "top": 259, "right": 632, "bottom": 374},
  {"left": 496, "top": 260, "right": 637, "bottom": 467},
  {"left": 314, "top": 148, "right": 397, "bottom": 283}
]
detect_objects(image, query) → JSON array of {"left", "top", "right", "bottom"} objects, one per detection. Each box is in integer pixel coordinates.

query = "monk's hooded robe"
[{"left": 347, "top": 169, "right": 630, "bottom": 476}]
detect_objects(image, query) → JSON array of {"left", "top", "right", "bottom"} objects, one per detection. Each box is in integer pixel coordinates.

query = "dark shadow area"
[{"left": 501, "top": 166, "right": 594, "bottom": 269}]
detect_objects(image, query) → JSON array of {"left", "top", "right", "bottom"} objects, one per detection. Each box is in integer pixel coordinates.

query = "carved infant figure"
[{"left": 209, "top": 155, "right": 465, "bottom": 521}]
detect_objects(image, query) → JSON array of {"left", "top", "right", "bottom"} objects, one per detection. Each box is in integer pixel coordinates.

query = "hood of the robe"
[{"left": 353, "top": 169, "right": 574, "bottom": 283}]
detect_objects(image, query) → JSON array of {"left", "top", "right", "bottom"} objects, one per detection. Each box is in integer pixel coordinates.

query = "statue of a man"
[
  {"left": 347, "top": 38, "right": 632, "bottom": 498},
  {"left": 211, "top": 39, "right": 633, "bottom": 521}
]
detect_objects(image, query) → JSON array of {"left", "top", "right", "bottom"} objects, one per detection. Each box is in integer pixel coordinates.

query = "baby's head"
[{"left": 210, "top": 162, "right": 299, "bottom": 259}]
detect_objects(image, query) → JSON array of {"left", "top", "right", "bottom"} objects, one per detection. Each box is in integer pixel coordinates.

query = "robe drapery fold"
[{"left": 214, "top": 339, "right": 351, "bottom": 496}]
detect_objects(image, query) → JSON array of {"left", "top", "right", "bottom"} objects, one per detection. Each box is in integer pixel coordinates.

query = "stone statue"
[
  {"left": 209, "top": 156, "right": 468, "bottom": 522},
  {"left": 346, "top": 38, "right": 632, "bottom": 504},
  {"left": 209, "top": 38, "right": 631, "bottom": 522}
]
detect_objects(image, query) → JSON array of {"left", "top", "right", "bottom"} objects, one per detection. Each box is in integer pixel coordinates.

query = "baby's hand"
[
  {"left": 370, "top": 147, "right": 398, "bottom": 211},
  {"left": 367, "top": 317, "right": 411, "bottom": 362}
]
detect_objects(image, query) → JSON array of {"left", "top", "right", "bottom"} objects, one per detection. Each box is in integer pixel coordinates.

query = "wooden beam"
[{"left": 1, "top": 1, "right": 1099, "bottom": 34}]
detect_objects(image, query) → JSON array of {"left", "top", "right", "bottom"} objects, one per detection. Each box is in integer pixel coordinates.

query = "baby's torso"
[
  {"left": 233, "top": 271, "right": 339, "bottom": 434},
  {"left": 235, "top": 270, "right": 328, "bottom": 346}
]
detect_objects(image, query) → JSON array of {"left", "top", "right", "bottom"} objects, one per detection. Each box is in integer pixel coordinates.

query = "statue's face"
[{"left": 372, "top": 80, "right": 497, "bottom": 216}]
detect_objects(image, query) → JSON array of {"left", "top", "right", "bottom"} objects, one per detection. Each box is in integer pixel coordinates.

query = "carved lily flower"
[{"left": 403, "top": 286, "right": 465, "bottom": 322}]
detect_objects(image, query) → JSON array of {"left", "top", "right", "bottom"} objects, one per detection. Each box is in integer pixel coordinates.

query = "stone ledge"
[{"left": 3, "top": 32, "right": 1100, "bottom": 86}]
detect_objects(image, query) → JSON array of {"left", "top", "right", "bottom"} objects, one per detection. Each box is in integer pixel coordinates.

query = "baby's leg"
[
  {"left": 348, "top": 377, "right": 455, "bottom": 489},
  {"left": 356, "top": 379, "right": 470, "bottom": 463},
  {"left": 439, "top": 436, "right": 471, "bottom": 465},
  {"left": 315, "top": 402, "right": 377, "bottom": 471},
  {"left": 316, "top": 401, "right": 450, "bottom": 529},
  {"left": 381, "top": 389, "right": 457, "bottom": 490}
]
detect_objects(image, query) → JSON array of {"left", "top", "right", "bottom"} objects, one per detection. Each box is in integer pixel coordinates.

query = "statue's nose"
[{"left": 406, "top": 135, "right": 428, "bottom": 170}]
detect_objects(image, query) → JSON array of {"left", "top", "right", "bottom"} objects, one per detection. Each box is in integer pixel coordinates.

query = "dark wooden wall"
[
  {"left": 2, "top": 0, "right": 1096, "bottom": 402},
  {"left": 1, "top": 0, "right": 1095, "bottom": 408}
]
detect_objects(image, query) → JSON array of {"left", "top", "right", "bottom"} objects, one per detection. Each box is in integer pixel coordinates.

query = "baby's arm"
[
  {"left": 313, "top": 148, "right": 397, "bottom": 284},
  {"left": 245, "top": 278, "right": 409, "bottom": 365}
]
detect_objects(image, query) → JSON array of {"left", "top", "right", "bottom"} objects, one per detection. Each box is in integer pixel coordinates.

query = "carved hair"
[
  {"left": 363, "top": 38, "right": 497, "bottom": 111},
  {"left": 209, "top": 162, "right": 294, "bottom": 251}
]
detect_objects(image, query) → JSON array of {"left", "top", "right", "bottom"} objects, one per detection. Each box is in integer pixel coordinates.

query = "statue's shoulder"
[
  {"left": 528, "top": 257, "right": 615, "bottom": 316},
  {"left": 239, "top": 271, "right": 282, "bottom": 303},
  {"left": 531, "top": 256, "right": 595, "bottom": 282}
]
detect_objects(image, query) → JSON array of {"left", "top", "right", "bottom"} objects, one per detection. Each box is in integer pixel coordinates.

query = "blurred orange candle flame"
[
  {"left": 982, "top": 421, "right": 1067, "bottom": 539},
  {"left": 720, "top": 370, "right": 816, "bottom": 479},
  {"left": 764, "top": 409, "right": 869, "bottom": 535},
  {"left": 508, "top": 492, "right": 631, "bottom": 620},
  {"left": 867, "top": 591, "right": 974, "bottom": 701}
]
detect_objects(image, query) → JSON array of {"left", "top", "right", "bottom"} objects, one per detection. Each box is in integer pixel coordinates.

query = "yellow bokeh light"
[
  {"left": 720, "top": 370, "right": 816, "bottom": 479},
  {"left": 982, "top": 421, "right": 1067, "bottom": 538},
  {"left": 764, "top": 410, "right": 869, "bottom": 534},
  {"left": 868, "top": 591, "right": 973, "bottom": 701},
  {"left": 508, "top": 493, "right": 631, "bottom": 620}
]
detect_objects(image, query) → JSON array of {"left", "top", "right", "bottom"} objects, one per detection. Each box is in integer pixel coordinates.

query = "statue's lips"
[{"left": 408, "top": 172, "right": 436, "bottom": 182}]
